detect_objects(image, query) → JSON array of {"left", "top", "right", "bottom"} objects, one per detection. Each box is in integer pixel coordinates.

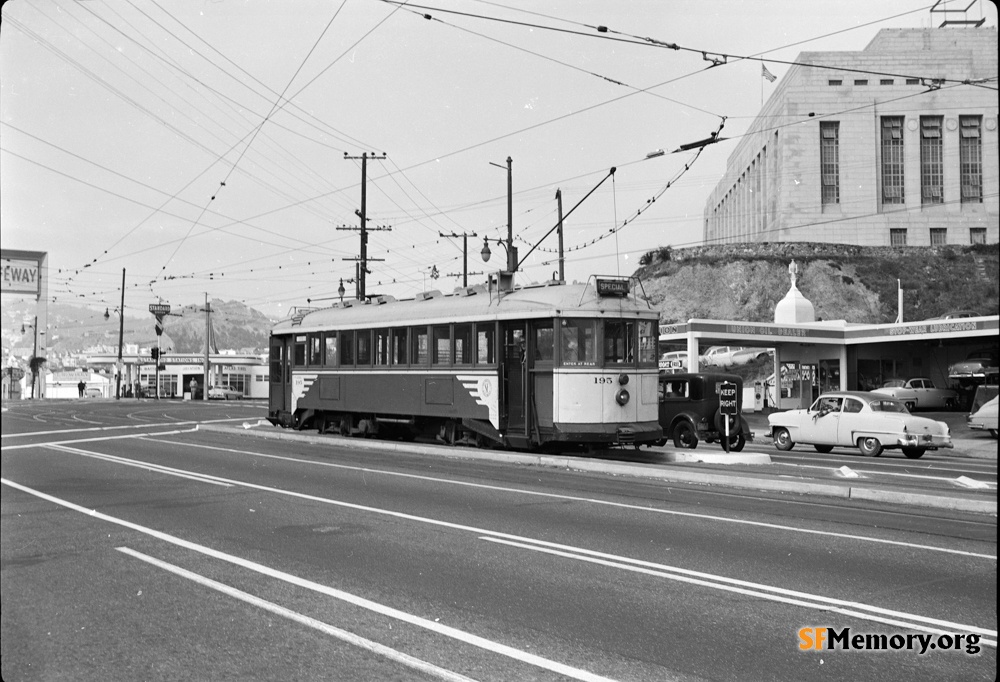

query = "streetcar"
[{"left": 268, "top": 276, "right": 662, "bottom": 450}]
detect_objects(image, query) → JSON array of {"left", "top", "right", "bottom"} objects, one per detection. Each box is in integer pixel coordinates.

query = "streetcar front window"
[
  {"left": 308, "top": 334, "right": 322, "bottom": 366},
  {"left": 293, "top": 336, "right": 306, "bottom": 366},
  {"left": 603, "top": 320, "right": 635, "bottom": 365},
  {"left": 560, "top": 319, "right": 595, "bottom": 366},
  {"left": 534, "top": 323, "right": 554, "bottom": 362}
]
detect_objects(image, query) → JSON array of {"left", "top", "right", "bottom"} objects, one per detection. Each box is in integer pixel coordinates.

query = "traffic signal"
[{"left": 151, "top": 347, "right": 159, "bottom": 360}]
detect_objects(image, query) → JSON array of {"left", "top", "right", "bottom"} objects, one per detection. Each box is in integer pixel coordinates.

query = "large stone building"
[{"left": 704, "top": 27, "right": 998, "bottom": 247}]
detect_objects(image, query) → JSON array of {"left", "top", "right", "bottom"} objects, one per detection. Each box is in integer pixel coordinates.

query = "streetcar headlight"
[
  {"left": 618, "top": 373, "right": 629, "bottom": 385},
  {"left": 616, "top": 388, "right": 630, "bottom": 406}
]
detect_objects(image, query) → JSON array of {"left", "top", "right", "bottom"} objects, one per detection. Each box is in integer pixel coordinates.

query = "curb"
[{"left": 198, "top": 424, "right": 996, "bottom": 515}]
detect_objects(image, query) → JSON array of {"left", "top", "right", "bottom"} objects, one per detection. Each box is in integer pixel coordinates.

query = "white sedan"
[
  {"left": 967, "top": 396, "right": 998, "bottom": 438},
  {"left": 767, "top": 391, "right": 953, "bottom": 459},
  {"left": 871, "top": 378, "right": 958, "bottom": 411},
  {"left": 208, "top": 387, "right": 243, "bottom": 400}
]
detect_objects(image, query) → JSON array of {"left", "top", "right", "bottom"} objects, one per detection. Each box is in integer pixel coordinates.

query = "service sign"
[
  {"left": 596, "top": 278, "right": 629, "bottom": 297},
  {"left": 148, "top": 303, "right": 171, "bottom": 315},
  {"left": 2, "top": 258, "right": 41, "bottom": 295}
]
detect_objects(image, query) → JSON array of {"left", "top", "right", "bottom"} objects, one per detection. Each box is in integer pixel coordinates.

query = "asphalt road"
[{"left": 2, "top": 399, "right": 996, "bottom": 681}]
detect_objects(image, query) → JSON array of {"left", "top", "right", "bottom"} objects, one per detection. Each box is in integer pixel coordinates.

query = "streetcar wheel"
[
  {"left": 672, "top": 421, "right": 698, "bottom": 449},
  {"left": 857, "top": 436, "right": 883, "bottom": 457},
  {"left": 773, "top": 428, "right": 794, "bottom": 451}
]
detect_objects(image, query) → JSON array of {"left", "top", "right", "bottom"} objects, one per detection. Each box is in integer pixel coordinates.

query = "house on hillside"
[{"left": 704, "top": 25, "right": 998, "bottom": 247}]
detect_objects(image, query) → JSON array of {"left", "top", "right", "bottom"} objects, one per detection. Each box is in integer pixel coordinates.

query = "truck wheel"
[{"left": 672, "top": 421, "right": 698, "bottom": 449}]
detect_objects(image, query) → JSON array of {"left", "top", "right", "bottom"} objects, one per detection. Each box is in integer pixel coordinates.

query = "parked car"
[
  {"left": 948, "top": 349, "right": 999, "bottom": 383},
  {"left": 767, "top": 391, "right": 953, "bottom": 459},
  {"left": 967, "top": 396, "right": 998, "bottom": 439},
  {"left": 926, "top": 310, "right": 980, "bottom": 320},
  {"left": 208, "top": 386, "right": 243, "bottom": 400},
  {"left": 699, "top": 346, "right": 772, "bottom": 369},
  {"left": 655, "top": 372, "right": 753, "bottom": 451},
  {"left": 871, "top": 377, "right": 959, "bottom": 411}
]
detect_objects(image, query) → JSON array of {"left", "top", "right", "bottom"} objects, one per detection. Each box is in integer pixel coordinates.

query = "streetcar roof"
[{"left": 272, "top": 280, "right": 657, "bottom": 334}]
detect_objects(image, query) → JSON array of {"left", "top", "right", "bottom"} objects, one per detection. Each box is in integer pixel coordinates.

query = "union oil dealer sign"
[{"left": 2, "top": 258, "right": 41, "bottom": 295}]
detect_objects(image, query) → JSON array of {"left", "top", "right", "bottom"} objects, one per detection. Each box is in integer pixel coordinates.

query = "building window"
[
  {"left": 880, "top": 79, "right": 894, "bottom": 85},
  {"left": 906, "top": 78, "right": 919, "bottom": 85},
  {"left": 820, "top": 122, "right": 840, "bottom": 205},
  {"left": 970, "top": 228, "right": 987, "bottom": 245},
  {"left": 890, "top": 229, "right": 907, "bottom": 246},
  {"left": 854, "top": 79, "right": 868, "bottom": 86},
  {"left": 827, "top": 79, "right": 842, "bottom": 86},
  {"left": 960, "top": 116, "right": 983, "bottom": 204},
  {"left": 920, "top": 117, "right": 943, "bottom": 205},
  {"left": 929, "top": 228, "right": 947, "bottom": 246},
  {"left": 881, "top": 117, "right": 904, "bottom": 205}
]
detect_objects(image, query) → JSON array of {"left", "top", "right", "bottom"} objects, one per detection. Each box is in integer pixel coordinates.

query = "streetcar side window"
[
  {"left": 534, "top": 322, "right": 554, "bottom": 362},
  {"left": 603, "top": 320, "right": 635, "bottom": 364},
  {"left": 374, "top": 329, "right": 390, "bottom": 366},
  {"left": 293, "top": 335, "right": 306, "bottom": 366},
  {"left": 411, "top": 326, "right": 429, "bottom": 365},
  {"left": 432, "top": 325, "right": 451, "bottom": 365},
  {"left": 324, "top": 333, "right": 338, "bottom": 367},
  {"left": 454, "top": 324, "right": 473, "bottom": 365},
  {"left": 341, "top": 331, "right": 355, "bottom": 366},
  {"left": 476, "top": 323, "right": 496, "bottom": 365},
  {"left": 391, "top": 328, "right": 408, "bottom": 365},
  {"left": 560, "top": 319, "right": 595, "bottom": 366},
  {"left": 357, "top": 330, "right": 372, "bottom": 366},
  {"left": 638, "top": 320, "right": 657, "bottom": 366},
  {"left": 308, "top": 334, "right": 322, "bottom": 366}
]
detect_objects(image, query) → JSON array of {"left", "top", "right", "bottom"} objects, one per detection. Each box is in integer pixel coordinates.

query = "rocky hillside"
[{"left": 635, "top": 242, "right": 999, "bottom": 324}]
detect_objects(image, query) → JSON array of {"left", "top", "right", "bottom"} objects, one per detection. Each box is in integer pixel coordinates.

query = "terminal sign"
[
  {"left": 719, "top": 381, "right": 738, "bottom": 415},
  {"left": 148, "top": 303, "right": 171, "bottom": 315}
]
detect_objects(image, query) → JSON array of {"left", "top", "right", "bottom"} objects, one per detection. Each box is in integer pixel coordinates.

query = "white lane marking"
[
  {"left": 116, "top": 548, "right": 478, "bottom": 682},
  {"left": 45, "top": 444, "right": 232, "bottom": 487},
  {"left": 2, "top": 430, "right": 198, "bottom": 451},
  {"left": 775, "top": 462, "right": 997, "bottom": 486},
  {"left": 0, "top": 418, "right": 248, "bottom": 439},
  {"left": 145, "top": 438, "right": 997, "bottom": 561},
  {"left": 770, "top": 454, "right": 996, "bottom": 477},
  {"left": 0, "top": 479, "right": 616, "bottom": 682},
  {"left": 477, "top": 537, "right": 998, "bottom": 645}
]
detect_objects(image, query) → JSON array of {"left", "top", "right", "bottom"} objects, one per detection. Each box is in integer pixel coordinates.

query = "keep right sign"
[{"left": 719, "top": 381, "right": 738, "bottom": 416}]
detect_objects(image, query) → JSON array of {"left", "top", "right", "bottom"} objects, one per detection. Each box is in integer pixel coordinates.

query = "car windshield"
[{"left": 868, "top": 398, "right": 907, "bottom": 413}]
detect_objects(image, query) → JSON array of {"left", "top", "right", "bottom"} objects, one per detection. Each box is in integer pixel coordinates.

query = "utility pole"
[
  {"left": 203, "top": 293, "right": 211, "bottom": 401},
  {"left": 555, "top": 189, "right": 565, "bottom": 282},
  {"left": 439, "top": 232, "right": 478, "bottom": 287},
  {"left": 343, "top": 152, "right": 387, "bottom": 300},
  {"left": 116, "top": 268, "right": 125, "bottom": 400}
]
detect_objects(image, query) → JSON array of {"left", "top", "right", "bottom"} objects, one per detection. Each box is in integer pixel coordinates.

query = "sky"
[{"left": 2, "top": 0, "right": 996, "bottom": 320}]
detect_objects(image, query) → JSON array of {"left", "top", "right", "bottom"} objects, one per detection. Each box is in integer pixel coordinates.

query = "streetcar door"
[
  {"left": 529, "top": 320, "right": 554, "bottom": 432},
  {"left": 269, "top": 336, "right": 290, "bottom": 416},
  {"left": 502, "top": 323, "right": 528, "bottom": 436}
]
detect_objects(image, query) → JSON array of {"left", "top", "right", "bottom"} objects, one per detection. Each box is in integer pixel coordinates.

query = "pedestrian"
[{"left": 78, "top": 380, "right": 85, "bottom": 398}]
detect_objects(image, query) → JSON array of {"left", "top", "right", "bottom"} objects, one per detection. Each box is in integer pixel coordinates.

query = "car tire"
[
  {"left": 729, "top": 432, "right": 746, "bottom": 452},
  {"left": 857, "top": 436, "right": 883, "bottom": 457},
  {"left": 672, "top": 421, "right": 698, "bottom": 449},
  {"left": 773, "top": 427, "right": 794, "bottom": 451},
  {"left": 814, "top": 444, "right": 834, "bottom": 453},
  {"left": 902, "top": 447, "right": 926, "bottom": 459},
  {"left": 713, "top": 409, "right": 740, "bottom": 437}
]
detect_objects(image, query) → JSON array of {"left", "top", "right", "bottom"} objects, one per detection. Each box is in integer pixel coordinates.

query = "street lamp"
[
  {"left": 20, "top": 318, "right": 42, "bottom": 399},
  {"left": 488, "top": 156, "right": 515, "bottom": 273}
]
